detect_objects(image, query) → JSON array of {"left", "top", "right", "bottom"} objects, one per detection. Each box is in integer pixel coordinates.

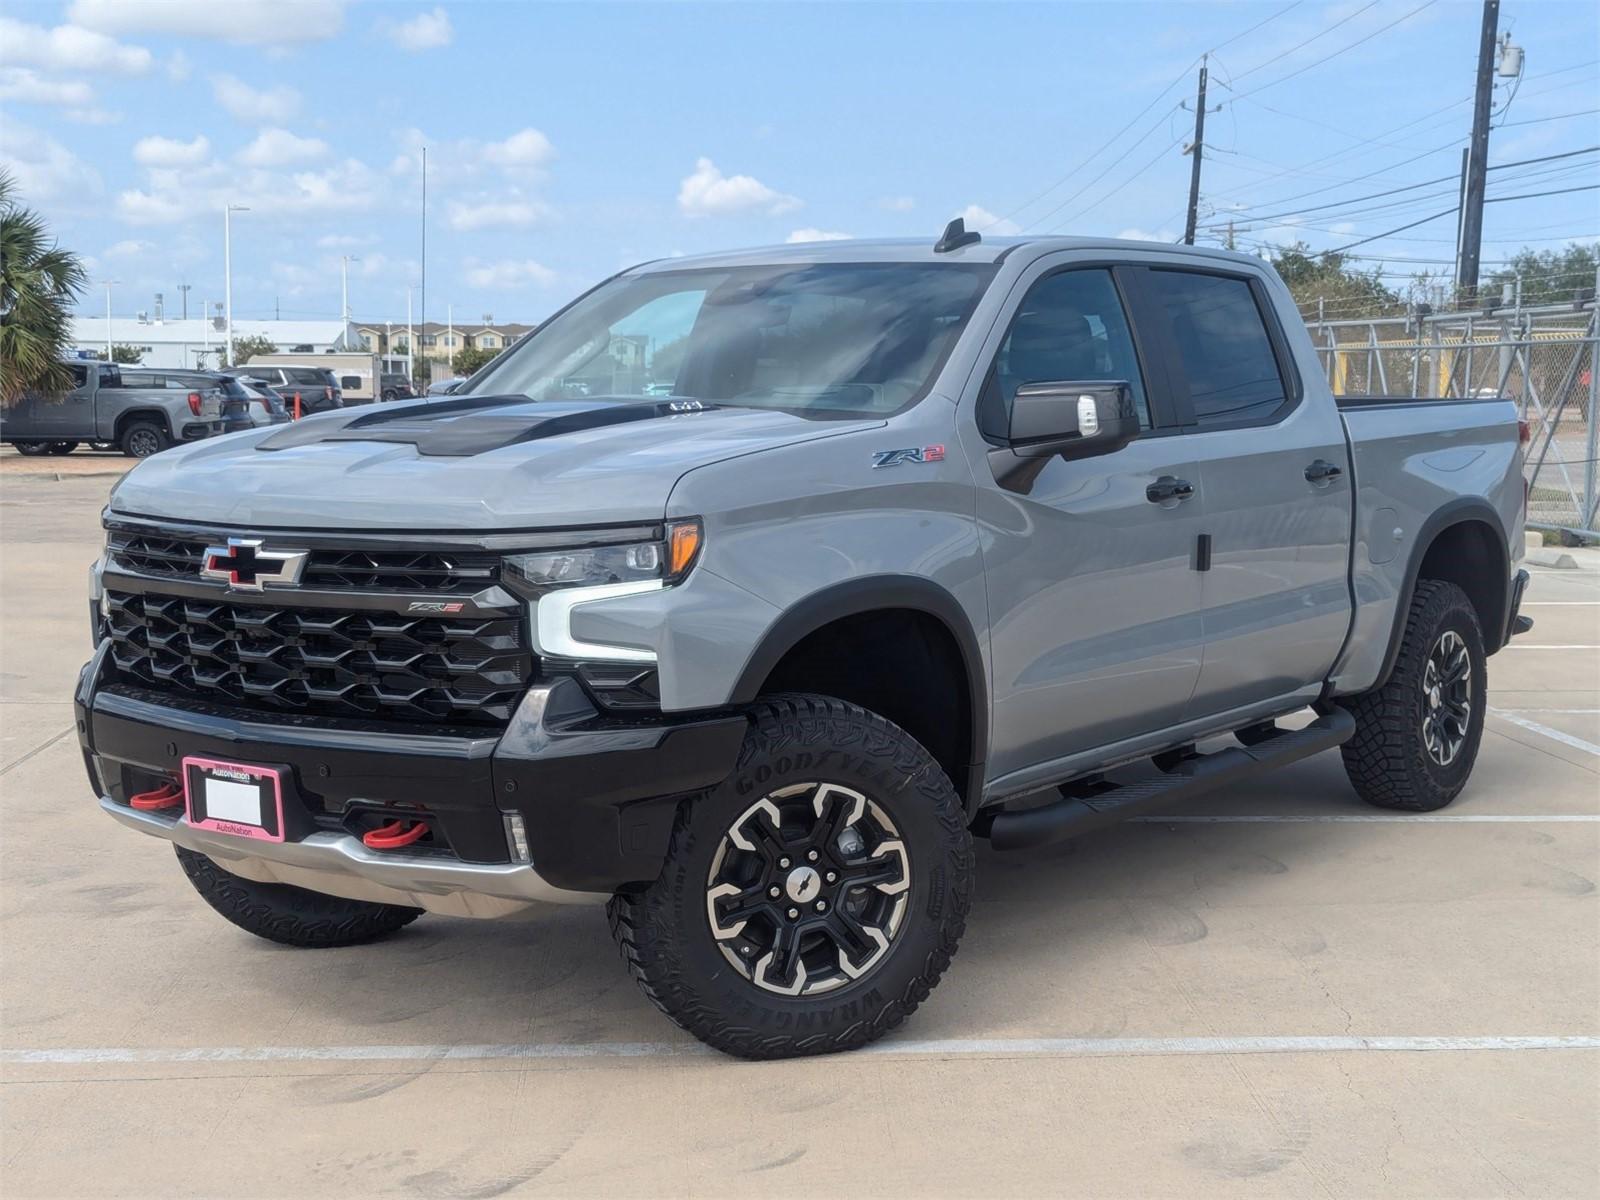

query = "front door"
[
  {"left": 32, "top": 363, "right": 94, "bottom": 438},
  {"left": 972, "top": 261, "right": 1207, "bottom": 784}
]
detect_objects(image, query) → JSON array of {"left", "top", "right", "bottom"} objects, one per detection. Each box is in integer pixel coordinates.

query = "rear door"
[
  {"left": 1138, "top": 265, "right": 1352, "bottom": 716},
  {"left": 971, "top": 258, "right": 1208, "bottom": 780},
  {"left": 30, "top": 363, "right": 95, "bottom": 437}
]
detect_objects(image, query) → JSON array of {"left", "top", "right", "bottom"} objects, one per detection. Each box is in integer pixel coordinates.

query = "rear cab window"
[{"left": 1143, "top": 268, "right": 1299, "bottom": 429}]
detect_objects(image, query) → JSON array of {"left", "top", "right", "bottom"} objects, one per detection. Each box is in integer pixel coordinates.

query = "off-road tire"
[
  {"left": 14, "top": 442, "right": 50, "bottom": 456},
  {"left": 1339, "top": 579, "right": 1487, "bottom": 811},
  {"left": 46, "top": 441, "right": 79, "bottom": 455},
  {"left": 175, "top": 846, "right": 423, "bottom": 947},
  {"left": 120, "top": 420, "right": 169, "bottom": 459},
  {"left": 608, "top": 694, "right": 974, "bottom": 1059}
]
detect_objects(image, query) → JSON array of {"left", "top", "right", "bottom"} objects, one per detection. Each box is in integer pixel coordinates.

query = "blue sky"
[{"left": 2, "top": 0, "right": 1595, "bottom": 327}]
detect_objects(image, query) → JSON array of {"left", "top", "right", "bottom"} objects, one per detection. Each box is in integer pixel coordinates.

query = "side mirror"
[{"left": 989, "top": 381, "right": 1140, "bottom": 493}]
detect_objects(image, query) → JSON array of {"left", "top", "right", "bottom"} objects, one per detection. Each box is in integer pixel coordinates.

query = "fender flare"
[
  {"left": 1371, "top": 497, "right": 1511, "bottom": 688},
  {"left": 729, "top": 575, "right": 989, "bottom": 811}
]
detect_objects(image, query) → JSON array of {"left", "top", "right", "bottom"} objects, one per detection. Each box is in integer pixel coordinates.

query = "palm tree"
[{"left": 1, "top": 170, "right": 87, "bottom": 408}]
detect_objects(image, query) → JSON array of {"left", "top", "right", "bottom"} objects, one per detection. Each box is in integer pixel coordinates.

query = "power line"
[
  {"left": 983, "top": 0, "right": 1307, "bottom": 230},
  {"left": 1226, "top": 0, "right": 1381, "bottom": 81},
  {"left": 1226, "top": 0, "right": 1440, "bottom": 102},
  {"left": 1498, "top": 108, "right": 1600, "bottom": 128},
  {"left": 1323, "top": 184, "right": 1600, "bottom": 255}
]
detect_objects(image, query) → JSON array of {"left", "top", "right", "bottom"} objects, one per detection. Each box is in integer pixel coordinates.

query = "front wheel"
[
  {"left": 46, "top": 441, "right": 78, "bottom": 455},
  {"left": 1340, "top": 579, "right": 1487, "bottom": 811},
  {"left": 609, "top": 694, "right": 974, "bottom": 1059},
  {"left": 13, "top": 443, "right": 51, "bottom": 457}
]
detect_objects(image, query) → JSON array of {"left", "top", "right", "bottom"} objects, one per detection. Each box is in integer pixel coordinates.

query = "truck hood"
[{"left": 108, "top": 395, "right": 881, "bottom": 530}]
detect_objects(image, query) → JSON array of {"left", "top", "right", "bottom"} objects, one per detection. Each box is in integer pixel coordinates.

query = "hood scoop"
[{"left": 255, "top": 394, "right": 718, "bottom": 457}]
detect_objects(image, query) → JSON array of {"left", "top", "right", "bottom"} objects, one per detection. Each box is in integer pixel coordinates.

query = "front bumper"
[{"left": 77, "top": 643, "right": 747, "bottom": 915}]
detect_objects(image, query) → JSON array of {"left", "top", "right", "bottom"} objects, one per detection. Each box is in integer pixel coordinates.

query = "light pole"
[
  {"left": 405, "top": 285, "right": 415, "bottom": 385},
  {"left": 100, "top": 280, "right": 119, "bottom": 360},
  {"left": 223, "top": 204, "right": 249, "bottom": 365},
  {"left": 340, "top": 254, "right": 361, "bottom": 325}
]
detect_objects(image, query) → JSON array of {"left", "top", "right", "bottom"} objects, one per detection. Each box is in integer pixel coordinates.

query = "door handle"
[
  {"left": 1146, "top": 476, "right": 1195, "bottom": 504},
  {"left": 1304, "top": 459, "right": 1344, "bottom": 484}
]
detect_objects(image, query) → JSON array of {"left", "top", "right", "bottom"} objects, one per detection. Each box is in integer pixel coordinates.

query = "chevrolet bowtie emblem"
[{"left": 200, "top": 538, "right": 310, "bottom": 591}]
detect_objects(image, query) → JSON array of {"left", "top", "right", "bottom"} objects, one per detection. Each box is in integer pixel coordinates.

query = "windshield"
[{"left": 472, "top": 262, "right": 994, "bottom": 417}]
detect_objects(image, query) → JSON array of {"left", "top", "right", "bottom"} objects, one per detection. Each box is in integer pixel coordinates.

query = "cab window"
[{"left": 978, "top": 268, "right": 1150, "bottom": 440}]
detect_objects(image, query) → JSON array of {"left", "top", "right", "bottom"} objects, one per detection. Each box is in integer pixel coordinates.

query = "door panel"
[
  {"left": 981, "top": 442, "right": 1205, "bottom": 777},
  {"left": 1135, "top": 266, "right": 1353, "bottom": 716},
  {"left": 969, "top": 260, "right": 1205, "bottom": 781}
]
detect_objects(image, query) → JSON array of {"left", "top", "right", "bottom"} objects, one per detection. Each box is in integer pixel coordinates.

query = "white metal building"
[{"left": 69, "top": 317, "right": 360, "bottom": 369}]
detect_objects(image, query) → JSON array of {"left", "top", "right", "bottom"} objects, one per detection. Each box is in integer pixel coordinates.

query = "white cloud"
[
  {"left": 104, "top": 239, "right": 154, "bottom": 258},
  {"left": 316, "top": 233, "right": 374, "bottom": 248},
  {"left": 678, "top": 157, "right": 800, "bottom": 218},
  {"left": 384, "top": 6, "right": 453, "bottom": 52},
  {"left": 211, "top": 73, "right": 301, "bottom": 124},
  {"left": 0, "top": 17, "right": 152, "bottom": 74},
  {"left": 132, "top": 134, "right": 211, "bottom": 167},
  {"left": 955, "top": 204, "right": 1019, "bottom": 235},
  {"left": 117, "top": 157, "right": 385, "bottom": 225},
  {"left": 0, "top": 67, "right": 94, "bottom": 107},
  {"left": 786, "top": 228, "right": 852, "bottom": 243},
  {"left": 465, "top": 259, "right": 557, "bottom": 290},
  {"left": 0, "top": 120, "right": 102, "bottom": 204},
  {"left": 69, "top": 0, "right": 345, "bottom": 46},
  {"left": 483, "top": 128, "right": 554, "bottom": 170},
  {"left": 879, "top": 195, "right": 916, "bottom": 212},
  {"left": 165, "top": 49, "right": 191, "bottom": 82},
  {"left": 448, "top": 199, "right": 549, "bottom": 232},
  {"left": 238, "top": 128, "right": 330, "bottom": 168}
]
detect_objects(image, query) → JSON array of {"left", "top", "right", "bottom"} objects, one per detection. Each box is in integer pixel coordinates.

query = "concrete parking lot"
[{"left": 2, "top": 461, "right": 1597, "bottom": 1198}]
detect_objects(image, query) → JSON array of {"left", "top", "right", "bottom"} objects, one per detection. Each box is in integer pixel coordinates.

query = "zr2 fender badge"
[
  {"left": 407, "top": 601, "right": 466, "bottom": 614},
  {"left": 871, "top": 445, "right": 946, "bottom": 469}
]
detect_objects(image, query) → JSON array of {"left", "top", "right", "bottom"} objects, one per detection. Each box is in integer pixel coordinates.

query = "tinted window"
[
  {"left": 69, "top": 364, "right": 89, "bottom": 388},
  {"left": 339, "top": 375, "right": 361, "bottom": 390},
  {"left": 980, "top": 268, "right": 1149, "bottom": 439},
  {"left": 477, "top": 263, "right": 993, "bottom": 416},
  {"left": 1147, "top": 271, "right": 1287, "bottom": 426}
]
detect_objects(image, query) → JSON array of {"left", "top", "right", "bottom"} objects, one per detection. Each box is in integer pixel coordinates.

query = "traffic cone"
[{"left": 292, "top": 392, "right": 303, "bottom": 420}]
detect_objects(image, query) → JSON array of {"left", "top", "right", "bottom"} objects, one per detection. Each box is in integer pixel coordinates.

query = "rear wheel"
[
  {"left": 1340, "top": 579, "right": 1486, "bottom": 811},
  {"left": 609, "top": 694, "right": 973, "bottom": 1059},
  {"left": 176, "top": 846, "right": 422, "bottom": 948},
  {"left": 120, "top": 420, "right": 169, "bottom": 459},
  {"left": 46, "top": 441, "right": 78, "bottom": 455},
  {"left": 14, "top": 443, "right": 51, "bottom": 457}
]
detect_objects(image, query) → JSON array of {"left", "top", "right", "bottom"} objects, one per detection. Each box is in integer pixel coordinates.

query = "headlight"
[
  {"left": 504, "top": 520, "right": 702, "bottom": 594},
  {"left": 505, "top": 520, "right": 702, "bottom": 664}
]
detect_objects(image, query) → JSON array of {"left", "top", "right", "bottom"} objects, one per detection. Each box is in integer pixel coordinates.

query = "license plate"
[{"left": 182, "top": 757, "right": 285, "bottom": 843}]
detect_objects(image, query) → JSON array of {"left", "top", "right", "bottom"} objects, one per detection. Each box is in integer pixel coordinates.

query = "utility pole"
[
  {"left": 1182, "top": 55, "right": 1209, "bottom": 246},
  {"left": 1456, "top": 0, "right": 1500, "bottom": 308},
  {"left": 419, "top": 145, "right": 427, "bottom": 379},
  {"left": 406, "top": 285, "right": 415, "bottom": 385},
  {"left": 224, "top": 203, "right": 248, "bottom": 366},
  {"left": 177, "top": 281, "right": 191, "bottom": 321},
  {"left": 100, "top": 280, "right": 118, "bottom": 360},
  {"left": 340, "top": 254, "right": 361, "bottom": 324}
]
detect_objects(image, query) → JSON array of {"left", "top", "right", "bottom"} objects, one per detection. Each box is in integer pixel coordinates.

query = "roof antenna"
[{"left": 934, "top": 217, "right": 981, "bottom": 254}]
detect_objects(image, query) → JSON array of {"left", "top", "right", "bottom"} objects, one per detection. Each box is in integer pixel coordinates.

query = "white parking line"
[
  {"left": 1490, "top": 710, "right": 1600, "bottom": 757},
  {"left": 3, "top": 1035, "right": 1596, "bottom": 1066},
  {"left": 1521, "top": 601, "right": 1600, "bottom": 606},
  {"left": 1129, "top": 814, "right": 1598, "bottom": 823},
  {"left": 1503, "top": 644, "right": 1600, "bottom": 650}
]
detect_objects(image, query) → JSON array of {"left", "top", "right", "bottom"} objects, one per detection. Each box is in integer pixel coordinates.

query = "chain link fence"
[{"left": 1304, "top": 301, "right": 1599, "bottom": 538}]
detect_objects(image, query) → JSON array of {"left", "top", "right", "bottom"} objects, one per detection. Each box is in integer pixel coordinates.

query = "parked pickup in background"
[
  {"left": 80, "top": 225, "right": 1530, "bottom": 1060},
  {"left": 3, "top": 359, "right": 226, "bottom": 457}
]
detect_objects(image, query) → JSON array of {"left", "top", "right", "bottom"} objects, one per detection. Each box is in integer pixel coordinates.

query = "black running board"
[{"left": 987, "top": 708, "right": 1356, "bottom": 852}]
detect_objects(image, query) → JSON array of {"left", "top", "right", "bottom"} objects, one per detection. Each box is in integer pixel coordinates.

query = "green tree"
[
  {"left": 0, "top": 170, "right": 88, "bottom": 408},
  {"left": 224, "top": 334, "right": 278, "bottom": 367},
  {"left": 451, "top": 345, "right": 501, "bottom": 377},
  {"left": 1488, "top": 242, "right": 1599, "bottom": 307},
  {"left": 1265, "top": 241, "right": 1402, "bottom": 321},
  {"left": 110, "top": 343, "right": 144, "bottom": 364}
]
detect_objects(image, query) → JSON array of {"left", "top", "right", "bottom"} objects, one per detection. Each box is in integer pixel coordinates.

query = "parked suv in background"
[
  {"left": 379, "top": 373, "right": 416, "bottom": 401},
  {"left": 223, "top": 365, "right": 342, "bottom": 414},
  {"left": 83, "top": 228, "right": 1530, "bottom": 1059}
]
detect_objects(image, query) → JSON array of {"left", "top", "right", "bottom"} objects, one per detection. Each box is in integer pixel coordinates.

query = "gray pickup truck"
[
  {"left": 79, "top": 227, "right": 1529, "bottom": 1059},
  {"left": 3, "top": 360, "right": 226, "bottom": 457}
]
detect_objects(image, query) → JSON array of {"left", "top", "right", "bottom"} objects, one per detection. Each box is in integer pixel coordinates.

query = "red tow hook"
[
  {"left": 129, "top": 783, "right": 184, "bottom": 811},
  {"left": 361, "top": 819, "right": 429, "bottom": 850}
]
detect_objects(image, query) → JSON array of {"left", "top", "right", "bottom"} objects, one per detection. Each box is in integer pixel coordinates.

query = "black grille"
[
  {"left": 106, "top": 528, "right": 499, "bottom": 595},
  {"left": 105, "top": 591, "right": 533, "bottom": 725}
]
